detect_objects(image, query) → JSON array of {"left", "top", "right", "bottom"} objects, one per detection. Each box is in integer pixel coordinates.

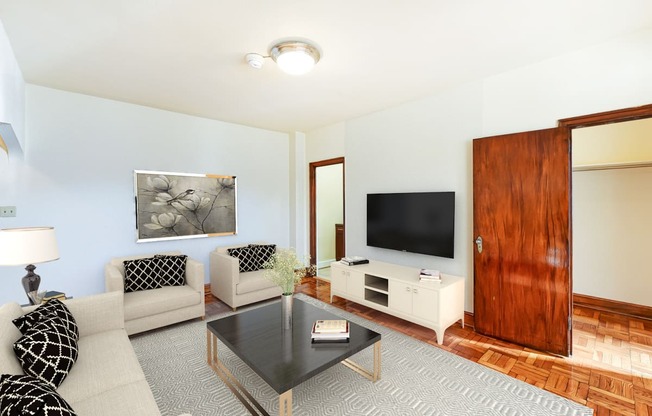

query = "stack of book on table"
[
  {"left": 311, "top": 319, "right": 350, "bottom": 343},
  {"left": 42, "top": 291, "right": 66, "bottom": 303},
  {"left": 419, "top": 269, "right": 441, "bottom": 283},
  {"left": 340, "top": 256, "right": 369, "bottom": 266}
]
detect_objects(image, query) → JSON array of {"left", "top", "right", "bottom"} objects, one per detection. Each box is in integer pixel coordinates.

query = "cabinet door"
[
  {"left": 389, "top": 280, "right": 412, "bottom": 314},
  {"left": 347, "top": 270, "right": 365, "bottom": 299},
  {"left": 413, "top": 286, "right": 438, "bottom": 322},
  {"left": 331, "top": 265, "right": 347, "bottom": 293}
]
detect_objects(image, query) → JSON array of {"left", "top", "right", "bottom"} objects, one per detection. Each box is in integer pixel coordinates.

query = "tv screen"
[{"left": 367, "top": 192, "right": 455, "bottom": 258}]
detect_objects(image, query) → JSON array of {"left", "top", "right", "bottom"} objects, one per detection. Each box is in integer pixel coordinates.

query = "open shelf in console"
[
  {"left": 364, "top": 274, "right": 388, "bottom": 292},
  {"left": 364, "top": 288, "right": 388, "bottom": 307}
]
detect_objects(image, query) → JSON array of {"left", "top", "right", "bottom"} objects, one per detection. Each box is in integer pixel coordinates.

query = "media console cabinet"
[{"left": 330, "top": 260, "right": 465, "bottom": 344}]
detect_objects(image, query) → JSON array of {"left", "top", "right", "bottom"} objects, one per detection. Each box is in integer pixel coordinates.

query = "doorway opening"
[
  {"left": 561, "top": 106, "right": 652, "bottom": 318},
  {"left": 309, "top": 157, "right": 345, "bottom": 281}
]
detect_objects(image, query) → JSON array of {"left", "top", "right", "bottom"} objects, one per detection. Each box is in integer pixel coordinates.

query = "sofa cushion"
[
  {"left": 236, "top": 270, "right": 278, "bottom": 295},
  {"left": 14, "top": 316, "right": 79, "bottom": 389},
  {"left": 154, "top": 254, "right": 187, "bottom": 286},
  {"left": 68, "top": 380, "right": 159, "bottom": 416},
  {"left": 227, "top": 246, "right": 259, "bottom": 272},
  {"left": 13, "top": 299, "right": 80, "bottom": 341},
  {"left": 0, "top": 303, "right": 26, "bottom": 375},
  {"left": 123, "top": 286, "right": 201, "bottom": 321},
  {"left": 124, "top": 257, "right": 163, "bottom": 292},
  {"left": 56, "top": 329, "right": 148, "bottom": 406},
  {"left": 249, "top": 244, "right": 276, "bottom": 269},
  {"left": 0, "top": 374, "right": 77, "bottom": 416}
]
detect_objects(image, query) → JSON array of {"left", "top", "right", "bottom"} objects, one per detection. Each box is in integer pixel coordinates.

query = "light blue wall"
[{"left": 0, "top": 85, "right": 290, "bottom": 305}]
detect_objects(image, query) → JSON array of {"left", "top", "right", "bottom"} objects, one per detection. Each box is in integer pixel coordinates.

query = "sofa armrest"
[
  {"left": 212, "top": 252, "right": 239, "bottom": 284},
  {"left": 209, "top": 251, "right": 239, "bottom": 307},
  {"left": 105, "top": 263, "right": 125, "bottom": 293},
  {"left": 185, "top": 257, "right": 205, "bottom": 293}
]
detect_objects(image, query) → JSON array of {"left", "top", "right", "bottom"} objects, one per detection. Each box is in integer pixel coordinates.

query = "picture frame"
[{"left": 134, "top": 170, "right": 237, "bottom": 242}]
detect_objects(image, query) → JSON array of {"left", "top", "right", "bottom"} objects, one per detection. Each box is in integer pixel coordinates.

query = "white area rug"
[{"left": 130, "top": 294, "right": 593, "bottom": 415}]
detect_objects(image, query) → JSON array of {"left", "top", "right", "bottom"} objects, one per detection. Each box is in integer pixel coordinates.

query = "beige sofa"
[
  {"left": 105, "top": 251, "right": 205, "bottom": 335},
  {"left": 0, "top": 292, "right": 161, "bottom": 415},
  {"left": 209, "top": 244, "right": 281, "bottom": 310}
]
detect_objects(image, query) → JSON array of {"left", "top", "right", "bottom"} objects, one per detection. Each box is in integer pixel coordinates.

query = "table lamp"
[{"left": 0, "top": 227, "right": 60, "bottom": 304}]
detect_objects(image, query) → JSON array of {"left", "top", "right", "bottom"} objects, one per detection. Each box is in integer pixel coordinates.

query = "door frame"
[{"left": 309, "top": 157, "right": 345, "bottom": 269}]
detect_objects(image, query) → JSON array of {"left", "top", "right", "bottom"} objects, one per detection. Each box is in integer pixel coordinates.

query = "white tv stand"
[{"left": 330, "top": 260, "right": 465, "bottom": 345}]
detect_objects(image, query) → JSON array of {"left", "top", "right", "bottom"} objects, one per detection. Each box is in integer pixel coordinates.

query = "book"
[
  {"left": 42, "top": 291, "right": 66, "bottom": 302},
  {"left": 313, "top": 319, "right": 348, "bottom": 334},
  {"left": 311, "top": 320, "right": 350, "bottom": 341},
  {"left": 340, "top": 256, "right": 369, "bottom": 266},
  {"left": 419, "top": 269, "right": 440, "bottom": 277},
  {"left": 311, "top": 337, "right": 350, "bottom": 344}
]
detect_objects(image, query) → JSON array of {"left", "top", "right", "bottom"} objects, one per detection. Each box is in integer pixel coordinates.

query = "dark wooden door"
[{"left": 473, "top": 127, "right": 572, "bottom": 356}]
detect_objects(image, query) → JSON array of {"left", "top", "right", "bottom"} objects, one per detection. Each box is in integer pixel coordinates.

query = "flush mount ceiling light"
[{"left": 245, "top": 40, "right": 321, "bottom": 76}]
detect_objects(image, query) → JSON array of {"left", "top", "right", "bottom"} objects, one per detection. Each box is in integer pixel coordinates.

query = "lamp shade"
[{"left": 0, "top": 227, "right": 59, "bottom": 266}]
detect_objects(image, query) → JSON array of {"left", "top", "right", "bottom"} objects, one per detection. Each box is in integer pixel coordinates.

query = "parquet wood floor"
[{"left": 205, "top": 278, "right": 652, "bottom": 415}]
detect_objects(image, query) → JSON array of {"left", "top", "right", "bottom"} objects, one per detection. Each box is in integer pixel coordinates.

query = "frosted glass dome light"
[{"left": 270, "top": 41, "right": 321, "bottom": 75}]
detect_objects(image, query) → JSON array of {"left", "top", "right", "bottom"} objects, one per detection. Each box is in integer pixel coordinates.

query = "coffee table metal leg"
[
  {"left": 279, "top": 390, "right": 292, "bottom": 416},
  {"left": 206, "top": 330, "right": 270, "bottom": 416},
  {"left": 341, "top": 340, "right": 381, "bottom": 382}
]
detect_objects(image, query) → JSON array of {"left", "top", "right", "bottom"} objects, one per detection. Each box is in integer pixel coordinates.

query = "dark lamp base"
[{"left": 21, "top": 264, "right": 41, "bottom": 305}]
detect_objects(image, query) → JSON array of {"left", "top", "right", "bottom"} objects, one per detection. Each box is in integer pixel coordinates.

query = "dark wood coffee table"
[{"left": 206, "top": 298, "right": 381, "bottom": 416}]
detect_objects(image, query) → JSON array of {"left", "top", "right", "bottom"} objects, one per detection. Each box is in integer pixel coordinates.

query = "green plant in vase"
[
  {"left": 262, "top": 248, "right": 315, "bottom": 329},
  {"left": 262, "top": 249, "right": 314, "bottom": 295}
]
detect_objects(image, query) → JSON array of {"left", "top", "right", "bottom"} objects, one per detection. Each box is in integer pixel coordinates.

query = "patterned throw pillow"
[
  {"left": 153, "top": 254, "right": 187, "bottom": 286},
  {"left": 13, "top": 299, "right": 79, "bottom": 341},
  {"left": 227, "top": 247, "right": 259, "bottom": 272},
  {"left": 249, "top": 244, "right": 277, "bottom": 269},
  {"left": 14, "top": 316, "right": 79, "bottom": 389},
  {"left": 0, "top": 374, "right": 77, "bottom": 416},
  {"left": 123, "top": 257, "right": 163, "bottom": 293}
]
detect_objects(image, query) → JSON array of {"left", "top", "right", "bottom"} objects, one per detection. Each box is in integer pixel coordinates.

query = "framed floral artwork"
[{"left": 134, "top": 170, "right": 237, "bottom": 242}]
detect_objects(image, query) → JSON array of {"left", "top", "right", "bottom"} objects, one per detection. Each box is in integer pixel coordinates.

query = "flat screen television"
[{"left": 367, "top": 192, "right": 455, "bottom": 258}]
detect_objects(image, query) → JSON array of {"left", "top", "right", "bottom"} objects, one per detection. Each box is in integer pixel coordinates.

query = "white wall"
[
  {"left": 482, "top": 28, "right": 652, "bottom": 136},
  {"left": 0, "top": 20, "right": 24, "bottom": 144},
  {"left": 572, "top": 167, "right": 652, "bottom": 306},
  {"left": 316, "top": 163, "right": 343, "bottom": 267},
  {"left": 338, "top": 81, "right": 482, "bottom": 311},
  {"left": 289, "top": 131, "right": 308, "bottom": 258},
  {"left": 306, "top": 27, "right": 652, "bottom": 313},
  {"left": 0, "top": 19, "right": 24, "bottom": 170},
  {"left": 305, "top": 122, "right": 346, "bottom": 164},
  {"left": 0, "top": 85, "right": 290, "bottom": 305}
]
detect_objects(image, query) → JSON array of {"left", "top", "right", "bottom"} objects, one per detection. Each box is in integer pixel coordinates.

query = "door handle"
[{"left": 475, "top": 236, "right": 483, "bottom": 253}]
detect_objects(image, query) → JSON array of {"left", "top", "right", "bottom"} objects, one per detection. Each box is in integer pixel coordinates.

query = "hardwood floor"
[{"left": 205, "top": 278, "right": 652, "bottom": 415}]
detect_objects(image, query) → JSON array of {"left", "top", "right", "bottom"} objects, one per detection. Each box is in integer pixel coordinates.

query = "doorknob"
[{"left": 475, "top": 236, "right": 483, "bottom": 253}]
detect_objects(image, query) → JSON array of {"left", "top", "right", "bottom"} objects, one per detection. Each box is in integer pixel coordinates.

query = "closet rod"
[{"left": 573, "top": 161, "right": 652, "bottom": 172}]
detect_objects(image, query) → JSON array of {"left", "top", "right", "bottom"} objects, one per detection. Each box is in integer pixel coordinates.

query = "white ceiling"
[{"left": 1, "top": 1, "right": 652, "bottom": 133}]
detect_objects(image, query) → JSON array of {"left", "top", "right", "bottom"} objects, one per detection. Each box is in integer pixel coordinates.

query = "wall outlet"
[{"left": 0, "top": 206, "right": 16, "bottom": 217}]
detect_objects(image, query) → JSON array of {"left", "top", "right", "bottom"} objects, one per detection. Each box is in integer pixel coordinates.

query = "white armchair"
[
  {"left": 209, "top": 244, "right": 281, "bottom": 310},
  {"left": 105, "top": 251, "right": 205, "bottom": 335}
]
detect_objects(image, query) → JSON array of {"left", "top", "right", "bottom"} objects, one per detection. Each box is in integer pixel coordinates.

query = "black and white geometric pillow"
[
  {"left": 153, "top": 254, "right": 187, "bottom": 286},
  {"left": 13, "top": 299, "right": 79, "bottom": 341},
  {"left": 249, "top": 244, "right": 277, "bottom": 269},
  {"left": 227, "top": 247, "right": 259, "bottom": 272},
  {"left": 123, "top": 257, "right": 163, "bottom": 293},
  {"left": 13, "top": 316, "right": 79, "bottom": 389},
  {"left": 0, "top": 374, "right": 76, "bottom": 416}
]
